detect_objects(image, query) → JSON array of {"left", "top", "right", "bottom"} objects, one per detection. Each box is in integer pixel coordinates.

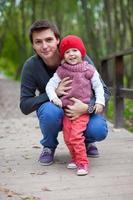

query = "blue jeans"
[{"left": 36, "top": 102, "right": 108, "bottom": 149}]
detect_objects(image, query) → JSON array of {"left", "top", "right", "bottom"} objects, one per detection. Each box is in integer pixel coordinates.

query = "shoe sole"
[
  {"left": 38, "top": 160, "right": 54, "bottom": 166},
  {"left": 77, "top": 171, "right": 88, "bottom": 176},
  {"left": 67, "top": 166, "right": 77, "bottom": 169},
  {"left": 87, "top": 154, "right": 99, "bottom": 158}
]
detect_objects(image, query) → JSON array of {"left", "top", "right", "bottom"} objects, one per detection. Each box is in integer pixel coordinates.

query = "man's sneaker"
[
  {"left": 77, "top": 164, "right": 89, "bottom": 176},
  {"left": 86, "top": 143, "right": 99, "bottom": 158},
  {"left": 38, "top": 147, "right": 55, "bottom": 166},
  {"left": 67, "top": 161, "right": 77, "bottom": 169}
]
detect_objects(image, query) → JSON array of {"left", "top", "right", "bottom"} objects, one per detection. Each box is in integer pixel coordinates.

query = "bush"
[{"left": 106, "top": 97, "right": 133, "bottom": 132}]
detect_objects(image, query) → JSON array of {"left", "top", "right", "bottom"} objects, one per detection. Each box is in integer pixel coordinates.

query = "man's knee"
[
  {"left": 86, "top": 114, "right": 108, "bottom": 141},
  {"left": 37, "top": 102, "right": 64, "bottom": 123}
]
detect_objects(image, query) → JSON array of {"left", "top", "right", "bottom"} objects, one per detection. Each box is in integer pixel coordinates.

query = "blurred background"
[{"left": 0, "top": 0, "right": 133, "bottom": 131}]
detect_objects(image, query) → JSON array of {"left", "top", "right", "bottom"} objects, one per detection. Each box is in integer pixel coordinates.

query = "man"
[{"left": 20, "top": 20, "right": 109, "bottom": 166}]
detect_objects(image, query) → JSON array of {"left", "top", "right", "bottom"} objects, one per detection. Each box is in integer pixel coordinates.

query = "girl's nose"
[{"left": 69, "top": 50, "right": 74, "bottom": 55}]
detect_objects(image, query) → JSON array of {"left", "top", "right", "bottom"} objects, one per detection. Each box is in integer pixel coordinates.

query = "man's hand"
[
  {"left": 93, "top": 103, "right": 104, "bottom": 114},
  {"left": 55, "top": 77, "right": 72, "bottom": 97},
  {"left": 64, "top": 97, "right": 88, "bottom": 120}
]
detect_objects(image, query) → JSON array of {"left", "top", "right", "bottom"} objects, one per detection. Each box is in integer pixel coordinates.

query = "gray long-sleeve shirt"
[{"left": 20, "top": 55, "right": 56, "bottom": 114}]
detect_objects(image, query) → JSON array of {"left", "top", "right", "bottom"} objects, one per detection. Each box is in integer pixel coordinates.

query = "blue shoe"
[
  {"left": 87, "top": 143, "right": 99, "bottom": 158},
  {"left": 38, "top": 147, "right": 55, "bottom": 166}
]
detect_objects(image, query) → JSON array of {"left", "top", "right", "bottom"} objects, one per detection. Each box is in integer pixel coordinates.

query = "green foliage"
[
  {"left": 0, "top": 0, "right": 133, "bottom": 82},
  {"left": 106, "top": 98, "right": 133, "bottom": 133},
  {"left": 0, "top": 0, "right": 132, "bottom": 132},
  {"left": 124, "top": 99, "right": 133, "bottom": 132},
  {"left": 0, "top": 57, "right": 16, "bottom": 77},
  {"left": 106, "top": 97, "right": 114, "bottom": 122}
]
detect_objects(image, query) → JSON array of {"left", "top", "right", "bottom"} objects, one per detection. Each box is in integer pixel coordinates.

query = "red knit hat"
[{"left": 59, "top": 35, "right": 86, "bottom": 59}]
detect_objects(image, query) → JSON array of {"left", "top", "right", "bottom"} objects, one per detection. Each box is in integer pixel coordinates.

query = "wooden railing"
[{"left": 100, "top": 47, "right": 133, "bottom": 128}]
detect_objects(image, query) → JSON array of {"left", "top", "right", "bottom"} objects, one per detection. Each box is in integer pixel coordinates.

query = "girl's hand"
[{"left": 93, "top": 103, "right": 104, "bottom": 114}]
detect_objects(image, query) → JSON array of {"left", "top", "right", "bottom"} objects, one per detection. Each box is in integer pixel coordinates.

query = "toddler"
[{"left": 46, "top": 35, "right": 105, "bottom": 175}]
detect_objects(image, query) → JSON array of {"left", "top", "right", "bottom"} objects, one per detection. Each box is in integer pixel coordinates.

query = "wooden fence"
[{"left": 100, "top": 47, "right": 133, "bottom": 128}]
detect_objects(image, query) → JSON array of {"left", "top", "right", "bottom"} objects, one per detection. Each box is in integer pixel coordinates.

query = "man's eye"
[
  {"left": 35, "top": 41, "right": 41, "bottom": 44},
  {"left": 46, "top": 38, "right": 53, "bottom": 42}
]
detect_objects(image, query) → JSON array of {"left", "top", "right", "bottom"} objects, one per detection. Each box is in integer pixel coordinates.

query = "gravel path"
[
  {"left": 0, "top": 78, "right": 133, "bottom": 200},
  {"left": 0, "top": 78, "right": 23, "bottom": 119},
  {"left": 0, "top": 78, "right": 35, "bottom": 119}
]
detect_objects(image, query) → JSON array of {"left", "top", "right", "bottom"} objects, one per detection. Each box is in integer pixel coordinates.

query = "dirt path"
[
  {"left": 0, "top": 78, "right": 133, "bottom": 200},
  {"left": 0, "top": 78, "right": 24, "bottom": 119},
  {"left": 0, "top": 78, "right": 35, "bottom": 120}
]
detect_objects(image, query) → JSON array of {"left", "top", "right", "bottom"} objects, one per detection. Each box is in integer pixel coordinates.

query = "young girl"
[{"left": 46, "top": 35, "right": 105, "bottom": 176}]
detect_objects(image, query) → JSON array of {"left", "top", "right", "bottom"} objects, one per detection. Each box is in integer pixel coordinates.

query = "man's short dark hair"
[{"left": 29, "top": 19, "right": 60, "bottom": 43}]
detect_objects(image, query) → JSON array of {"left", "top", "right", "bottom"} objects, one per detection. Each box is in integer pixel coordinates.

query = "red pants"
[{"left": 63, "top": 114, "right": 89, "bottom": 166}]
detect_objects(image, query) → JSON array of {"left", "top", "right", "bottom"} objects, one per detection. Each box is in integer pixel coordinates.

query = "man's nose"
[{"left": 42, "top": 41, "right": 48, "bottom": 49}]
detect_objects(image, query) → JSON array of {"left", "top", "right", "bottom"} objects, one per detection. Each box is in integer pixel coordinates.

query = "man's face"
[{"left": 32, "top": 29, "right": 60, "bottom": 61}]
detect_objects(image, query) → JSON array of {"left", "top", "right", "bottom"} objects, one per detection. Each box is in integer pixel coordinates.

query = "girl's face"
[{"left": 64, "top": 48, "right": 82, "bottom": 65}]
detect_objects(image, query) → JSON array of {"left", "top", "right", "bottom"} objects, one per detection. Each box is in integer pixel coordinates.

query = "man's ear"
[{"left": 57, "top": 38, "right": 60, "bottom": 45}]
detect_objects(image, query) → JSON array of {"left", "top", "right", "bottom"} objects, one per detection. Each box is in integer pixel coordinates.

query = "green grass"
[{"left": 106, "top": 98, "right": 133, "bottom": 133}]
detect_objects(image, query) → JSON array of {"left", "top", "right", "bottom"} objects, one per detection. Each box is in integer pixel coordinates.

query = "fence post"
[
  {"left": 114, "top": 56, "right": 124, "bottom": 128},
  {"left": 100, "top": 60, "right": 110, "bottom": 114},
  {"left": 100, "top": 60, "right": 109, "bottom": 84}
]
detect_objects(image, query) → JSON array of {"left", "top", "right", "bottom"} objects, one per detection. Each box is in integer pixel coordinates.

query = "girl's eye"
[{"left": 65, "top": 51, "right": 70, "bottom": 54}]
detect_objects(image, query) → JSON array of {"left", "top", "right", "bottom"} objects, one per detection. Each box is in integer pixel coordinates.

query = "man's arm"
[
  {"left": 20, "top": 61, "right": 48, "bottom": 115},
  {"left": 85, "top": 55, "right": 111, "bottom": 106}
]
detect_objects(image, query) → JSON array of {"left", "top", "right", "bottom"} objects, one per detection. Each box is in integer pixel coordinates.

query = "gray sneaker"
[
  {"left": 86, "top": 143, "right": 99, "bottom": 158},
  {"left": 38, "top": 147, "right": 55, "bottom": 166}
]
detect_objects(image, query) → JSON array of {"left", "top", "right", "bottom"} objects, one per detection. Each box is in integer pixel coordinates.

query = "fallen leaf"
[
  {"left": 0, "top": 186, "right": 23, "bottom": 196},
  {"left": 7, "top": 167, "right": 12, "bottom": 172},
  {"left": 20, "top": 195, "right": 40, "bottom": 200},
  {"left": 0, "top": 187, "right": 9, "bottom": 193},
  {"left": 30, "top": 172, "right": 36, "bottom": 175},
  {"left": 41, "top": 187, "right": 52, "bottom": 191},
  {"left": 32, "top": 145, "right": 41, "bottom": 149},
  {"left": 37, "top": 171, "right": 47, "bottom": 175},
  {"left": 7, "top": 191, "right": 14, "bottom": 197},
  {"left": 30, "top": 171, "right": 47, "bottom": 176},
  {"left": 22, "top": 155, "right": 31, "bottom": 159}
]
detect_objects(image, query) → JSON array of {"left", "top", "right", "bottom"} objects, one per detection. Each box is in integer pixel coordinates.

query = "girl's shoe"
[
  {"left": 77, "top": 164, "right": 89, "bottom": 176},
  {"left": 67, "top": 161, "right": 77, "bottom": 169}
]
